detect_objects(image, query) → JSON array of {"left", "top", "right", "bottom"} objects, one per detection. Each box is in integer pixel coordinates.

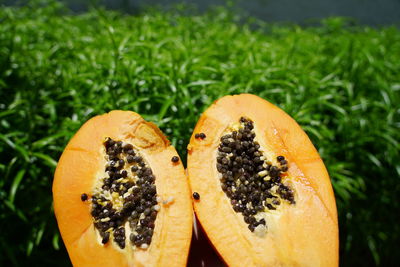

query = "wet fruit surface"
[
  {"left": 53, "top": 111, "right": 193, "bottom": 267},
  {"left": 187, "top": 94, "right": 338, "bottom": 267}
]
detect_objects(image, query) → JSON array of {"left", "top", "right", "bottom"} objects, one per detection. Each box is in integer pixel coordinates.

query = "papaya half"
[
  {"left": 187, "top": 94, "right": 339, "bottom": 266},
  {"left": 53, "top": 111, "right": 193, "bottom": 267}
]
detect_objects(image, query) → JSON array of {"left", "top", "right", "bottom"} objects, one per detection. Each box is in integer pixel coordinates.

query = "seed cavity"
[
  {"left": 90, "top": 137, "right": 159, "bottom": 250},
  {"left": 216, "top": 117, "right": 295, "bottom": 233}
]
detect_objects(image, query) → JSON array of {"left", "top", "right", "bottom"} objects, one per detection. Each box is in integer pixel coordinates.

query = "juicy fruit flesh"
[
  {"left": 216, "top": 117, "right": 295, "bottom": 234},
  {"left": 53, "top": 111, "right": 194, "bottom": 267},
  {"left": 187, "top": 95, "right": 338, "bottom": 267},
  {"left": 90, "top": 138, "right": 159, "bottom": 250}
]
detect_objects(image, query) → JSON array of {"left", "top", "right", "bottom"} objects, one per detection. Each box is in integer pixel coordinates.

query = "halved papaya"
[
  {"left": 53, "top": 111, "right": 193, "bottom": 267},
  {"left": 187, "top": 94, "right": 338, "bottom": 266}
]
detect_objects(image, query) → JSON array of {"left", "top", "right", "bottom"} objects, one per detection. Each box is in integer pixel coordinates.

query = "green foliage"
[{"left": 0, "top": 1, "right": 399, "bottom": 266}]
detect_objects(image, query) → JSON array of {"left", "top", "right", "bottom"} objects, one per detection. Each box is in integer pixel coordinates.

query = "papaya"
[
  {"left": 53, "top": 111, "right": 193, "bottom": 267},
  {"left": 187, "top": 94, "right": 339, "bottom": 266}
]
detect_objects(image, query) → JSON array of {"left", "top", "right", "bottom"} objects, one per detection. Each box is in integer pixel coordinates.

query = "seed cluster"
[
  {"left": 216, "top": 117, "right": 295, "bottom": 232},
  {"left": 90, "top": 138, "right": 159, "bottom": 249}
]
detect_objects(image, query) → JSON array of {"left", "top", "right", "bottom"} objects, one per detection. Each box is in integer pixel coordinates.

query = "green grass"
[{"left": 0, "top": 1, "right": 399, "bottom": 266}]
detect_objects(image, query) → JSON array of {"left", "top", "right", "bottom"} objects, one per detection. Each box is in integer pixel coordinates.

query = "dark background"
[{"left": 4, "top": 0, "right": 400, "bottom": 26}]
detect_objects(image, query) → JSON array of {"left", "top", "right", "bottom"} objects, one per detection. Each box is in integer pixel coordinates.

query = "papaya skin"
[
  {"left": 187, "top": 94, "right": 339, "bottom": 267},
  {"left": 53, "top": 111, "right": 193, "bottom": 267}
]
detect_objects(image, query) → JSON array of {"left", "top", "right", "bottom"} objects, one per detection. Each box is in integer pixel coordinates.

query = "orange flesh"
[
  {"left": 53, "top": 111, "right": 193, "bottom": 267},
  {"left": 187, "top": 94, "right": 339, "bottom": 266}
]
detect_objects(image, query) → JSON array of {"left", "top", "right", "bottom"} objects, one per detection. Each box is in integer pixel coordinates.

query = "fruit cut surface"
[
  {"left": 53, "top": 111, "right": 192, "bottom": 267},
  {"left": 187, "top": 94, "right": 339, "bottom": 267}
]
